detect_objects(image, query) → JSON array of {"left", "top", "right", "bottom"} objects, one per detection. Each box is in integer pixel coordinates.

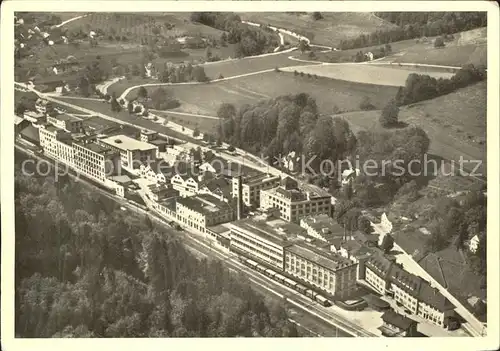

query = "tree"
[
  {"left": 394, "top": 180, "right": 419, "bottom": 203},
  {"left": 138, "top": 86, "right": 148, "bottom": 99},
  {"left": 358, "top": 216, "right": 373, "bottom": 235},
  {"left": 380, "top": 234, "right": 395, "bottom": 254},
  {"left": 298, "top": 40, "right": 309, "bottom": 53},
  {"left": 193, "top": 127, "right": 200, "bottom": 137},
  {"left": 152, "top": 26, "right": 161, "bottom": 36},
  {"left": 192, "top": 66, "right": 209, "bottom": 82},
  {"left": 217, "top": 103, "right": 236, "bottom": 119},
  {"left": 127, "top": 101, "right": 134, "bottom": 114},
  {"left": 134, "top": 106, "right": 142, "bottom": 113},
  {"left": 78, "top": 76, "right": 91, "bottom": 97},
  {"left": 379, "top": 100, "right": 399, "bottom": 127},
  {"left": 144, "top": 215, "right": 153, "bottom": 230},
  {"left": 359, "top": 96, "right": 376, "bottom": 110},
  {"left": 311, "top": 12, "right": 323, "bottom": 20},
  {"left": 111, "top": 98, "right": 121, "bottom": 112},
  {"left": 434, "top": 36, "right": 445, "bottom": 48},
  {"left": 149, "top": 87, "right": 180, "bottom": 110},
  {"left": 131, "top": 64, "right": 141, "bottom": 76},
  {"left": 227, "top": 145, "right": 235, "bottom": 152}
]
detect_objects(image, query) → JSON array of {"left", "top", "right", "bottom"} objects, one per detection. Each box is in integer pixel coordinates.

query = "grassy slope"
[
  {"left": 116, "top": 52, "right": 320, "bottom": 99},
  {"left": 299, "top": 27, "right": 487, "bottom": 68},
  {"left": 133, "top": 71, "right": 398, "bottom": 117},
  {"left": 20, "top": 13, "right": 236, "bottom": 77},
  {"left": 63, "top": 12, "right": 224, "bottom": 38},
  {"left": 339, "top": 81, "right": 486, "bottom": 174},
  {"left": 239, "top": 12, "right": 397, "bottom": 47}
]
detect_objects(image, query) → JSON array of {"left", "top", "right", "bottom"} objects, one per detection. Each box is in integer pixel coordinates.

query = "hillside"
[
  {"left": 239, "top": 12, "right": 396, "bottom": 47},
  {"left": 63, "top": 12, "right": 225, "bottom": 39},
  {"left": 387, "top": 27, "right": 487, "bottom": 67},
  {"left": 297, "top": 27, "right": 487, "bottom": 67},
  {"left": 337, "top": 81, "right": 486, "bottom": 174}
]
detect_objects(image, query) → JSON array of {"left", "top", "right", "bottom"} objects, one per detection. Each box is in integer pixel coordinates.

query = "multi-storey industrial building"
[
  {"left": 46, "top": 113, "right": 83, "bottom": 133},
  {"left": 228, "top": 218, "right": 296, "bottom": 271},
  {"left": 72, "top": 142, "right": 120, "bottom": 183},
  {"left": 175, "top": 194, "right": 235, "bottom": 234},
  {"left": 232, "top": 173, "right": 281, "bottom": 208},
  {"left": 97, "top": 134, "right": 158, "bottom": 170},
  {"left": 260, "top": 177, "right": 332, "bottom": 223},
  {"left": 284, "top": 242, "right": 358, "bottom": 298}
]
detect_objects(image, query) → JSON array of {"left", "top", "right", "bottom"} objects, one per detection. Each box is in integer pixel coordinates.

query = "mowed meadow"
[
  {"left": 134, "top": 71, "right": 399, "bottom": 117},
  {"left": 280, "top": 64, "right": 455, "bottom": 87}
]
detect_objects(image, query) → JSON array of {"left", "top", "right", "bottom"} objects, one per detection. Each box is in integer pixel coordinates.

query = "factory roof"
[{"left": 99, "top": 134, "right": 157, "bottom": 151}]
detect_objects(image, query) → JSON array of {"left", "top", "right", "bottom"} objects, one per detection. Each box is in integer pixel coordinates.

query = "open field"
[
  {"left": 298, "top": 27, "right": 487, "bottom": 68},
  {"left": 53, "top": 97, "right": 199, "bottom": 143},
  {"left": 137, "top": 71, "right": 398, "bottom": 116},
  {"left": 336, "top": 81, "right": 486, "bottom": 174},
  {"left": 374, "top": 27, "right": 487, "bottom": 68},
  {"left": 386, "top": 43, "right": 487, "bottom": 68},
  {"left": 201, "top": 52, "right": 314, "bottom": 78},
  {"left": 107, "top": 77, "right": 158, "bottom": 98},
  {"left": 239, "top": 12, "right": 396, "bottom": 47},
  {"left": 63, "top": 12, "right": 224, "bottom": 39},
  {"left": 281, "top": 64, "right": 455, "bottom": 87},
  {"left": 20, "top": 39, "right": 240, "bottom": 80},
  {"left": 108, "top": 52, "right": 316, "bottom": 98}
]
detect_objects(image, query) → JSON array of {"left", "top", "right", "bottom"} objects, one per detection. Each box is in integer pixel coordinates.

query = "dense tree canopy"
[
  {"left": 218, "top": 94, "right": 356, "bottom": 173},
  {"left": 15, "top": 161, "right": 299, "bottom": 337},
  {"left": 356, "top": 125, "right": 430, "bottom": 185},
  {"left": 148, "top": 87, "right": 180, "bottom": 110},
  {"left": 395, "top": 64, "right": 486, "bottom": 106}
]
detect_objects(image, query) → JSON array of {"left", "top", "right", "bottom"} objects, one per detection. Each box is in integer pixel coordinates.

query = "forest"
[
  {"left": 217, "top": 93, "right": 356, "bottom": 175},
  {"left": 14, "top": 159, "right": 299, "bottom": 337},
  {"left": 340, "top": 12, "right": 487, "bottom": 50},
  {"left": 190, "top": 12, "right": 280, "bottom": 57},
  {"left": 395, "top": 64, "right": 487, "bottom": 106}
]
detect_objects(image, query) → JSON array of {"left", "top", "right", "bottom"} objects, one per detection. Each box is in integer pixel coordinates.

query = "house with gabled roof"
[
  {"left": 198, "top": 177, "right": 232, "bottom": 202},
  {"left": 379, "top": 310, "right": 418, "bottom": 337}
]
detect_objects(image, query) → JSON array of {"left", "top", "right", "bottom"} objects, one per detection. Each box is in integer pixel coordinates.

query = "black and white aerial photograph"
[{"left": 1, "top": 1, "right": 499, "bottom": 350}]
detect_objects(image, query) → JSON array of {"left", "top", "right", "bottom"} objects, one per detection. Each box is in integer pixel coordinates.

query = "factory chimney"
[{"left": 232, "top": 175, "right": 243, "bottom": 220}]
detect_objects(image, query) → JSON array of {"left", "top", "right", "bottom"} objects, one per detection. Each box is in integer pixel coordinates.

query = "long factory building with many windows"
[
  {"left": 38, "top": 122, "right": 121, "bottom": 186},
  {"left": 228, "top": 216, "right": 359, "bottom": 298}
]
